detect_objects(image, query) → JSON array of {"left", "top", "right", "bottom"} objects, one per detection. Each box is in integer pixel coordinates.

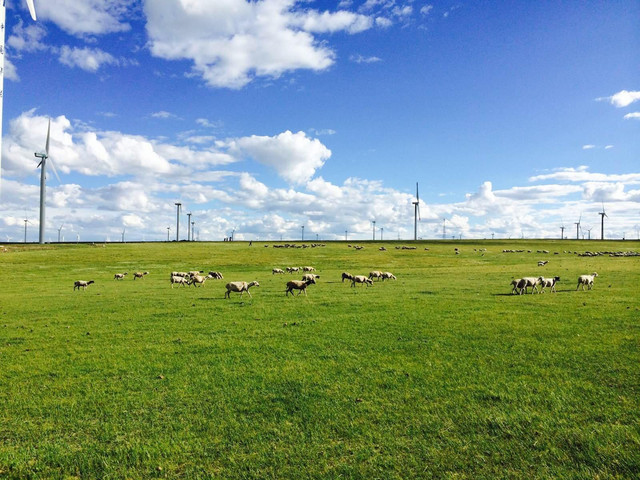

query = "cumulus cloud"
[
  {"left": 8, "top": 21, "right": 48, "bottom": 52},
  {"left": 58, "top": 46, "right": 119, "bottom": 72},
  {"left": 33, "top": 0, "right": 132, "bottom": 37},
  {"left": 624, "top": 112, "right": 640, "bottom": 120},
  {"left": 144, "top": 0, "right": 375, "bottom": 88},
  {"left": 229, "top": 130, "right": 331, "bottom": 184},
  {"left": 529, "top": 167, "right": 640, "bottom": 184},
  {"left": 598, "top": 90, "right": 640, "bottom": 108}
]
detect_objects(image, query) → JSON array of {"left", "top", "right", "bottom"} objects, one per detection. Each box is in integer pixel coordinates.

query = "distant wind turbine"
[
  {"left": 560, "top": 220, "right": 565, "bottom": 240},
  {"left": 574, "top": 214, "right": 581, "bottom": 240},
  {"left": 57, "top": 224, "right": 63, "bottom": 243},
  {"left": 412, "top": 183, "right": 421, "bottom": 241},
  {"left": 0, "top": 0, "right": 37, "bottom": 198},
  {"left": 599, "top": 203, "right": 607, "bottom": 240},
  {"left": 35, "top": 119, "right": 61, "bottom": 244}
]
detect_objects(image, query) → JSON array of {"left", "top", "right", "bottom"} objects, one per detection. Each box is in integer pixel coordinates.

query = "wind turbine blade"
[
  {"left": 48, "top": 157, "right": 61, "bottom": 184},
  {"left": 45, "top": 118, "right": 50, "bottom": 156},
  {"left": 416, "top": 182, "right": 419, "bottom": 202},
  {"left": 26, "top": 0, "right": 37, "bottom": 21}
]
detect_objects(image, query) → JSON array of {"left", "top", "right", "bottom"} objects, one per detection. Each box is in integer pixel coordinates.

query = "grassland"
[{"left": 1, "top": 240, "right": 638, "bottom": 479}]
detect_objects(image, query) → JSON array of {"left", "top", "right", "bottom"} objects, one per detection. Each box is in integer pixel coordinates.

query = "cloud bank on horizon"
[{"left": 1, "top": 1, "right": 638, "bottom": 241}]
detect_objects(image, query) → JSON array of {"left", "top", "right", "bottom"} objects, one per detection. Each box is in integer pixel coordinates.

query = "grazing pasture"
[{"left": 0, "top": 240, "right": 638, "bottom": 479}]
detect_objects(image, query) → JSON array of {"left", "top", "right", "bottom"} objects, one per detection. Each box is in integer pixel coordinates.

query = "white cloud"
[
  {"left": 144, "top": 0, "right": 375, "bottom": 89},
  {"left": 598, "top": 90, "right": 640, "bottom": 108},
  {"left": 58, "top": 46, "right": 119, "bottom": 72},
  {"left": 529, "top": 167, "right": 640, "bottom": 184},
  {"left": 229, "top": 130, "right": 331, "bottom": 184},
  {"left": 151, "top": 111, "right": 178, "bottom": 119},
  {"left": 420, "top": 5, "right": 434, "bottom": 16},
  {"left": 624, "top": 112, "right": 640, "bottom": 120},
  {"left": 8, "top": 21, "right": 48, "bottom": 52},
  {"left": 3, "top": 58, "right": 20, "bottom": 82},
  {"left": 350, "top": 54, "right": 382, "bottom": 63},
  {"left": 34, "top": 0, "right": 132, "bottom": 37},
  {"left": 582, "top": 144, "right": 595, "bottom": 150}
]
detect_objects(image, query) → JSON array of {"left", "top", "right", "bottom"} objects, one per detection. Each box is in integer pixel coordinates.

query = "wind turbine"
[
  {"left": 412, "top": 183, "right": 421, "bottom": 241},
  {"left": 574, "top": 214, "right": 581, "bottom": 240},
  {"left": 35, "top": 119, "right": 61, "bottom": 244},
  {"left": 442, "top": 218, "right": 447, "bottom": 240},
  {"left": 57, "top": 224, "right": 63, "bottom": 243},
  {"left": 174, "top": 202, "right": 182, "bottom": 241},
  {"left": 599, "top": 203, "right": 607, "bottom": 240},
  {"left": 560, "top": 220, "right": 565, "bottom": 239},
  {"left": 372, "top": 220, "right": 376, "bottom": 240},
  {"left": 23, "top": 217, "right": 31, "bottom": 243},
  {"left": 121, "top": 228, "right": 125, "bottom": 243},
  {"left": 0, "top": 1, "right": 37, "bottom": 198}
]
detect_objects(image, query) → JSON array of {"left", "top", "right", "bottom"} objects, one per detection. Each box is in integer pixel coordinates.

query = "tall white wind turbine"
[
  {"left": 412, "top": 182, "right": 421, "bottom": 241},
  {"left": 35, "top": 119, "right": 60, "bottom": 244},
  {"left": 0, "top": 0, "right": 37, "bottom": 197}
]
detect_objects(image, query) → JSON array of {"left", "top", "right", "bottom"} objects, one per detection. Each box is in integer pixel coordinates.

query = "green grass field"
[{"left": 1, "top": 240, "right": 638, "bottom": 479}]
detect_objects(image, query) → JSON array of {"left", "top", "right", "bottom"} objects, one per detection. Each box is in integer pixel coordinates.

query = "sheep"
[
  {"left": 302, "top": 266, "right": 316, "bottom": 272},
  {"left": 190, "top": 274, "right": 212, "bottom": 287},
  {"left": 133, "top": 271, "right": 149, "bottom": 280},
  {"left": 368, "top": 271, "right": 383, "bottom": 281},
  {"left": 516, "top": 277, "right": 542, "bottom": 294},
  {"left": 341, "top": 272, "right": 354, "bottom": 283},
  {"left": 272, "top": 268, "right": 285, "bottom": 275},
  {"left": 302, "top": 273, "right": 320, "bottom": 283},
  {"left": 577, "top": 272, "right": 598, "bottom": 291},
  {"left": 539, "top": 276, "right": 560, "bottom": 293},
  {"left": 208, "top": 271, "right": 224, "bottom": 279},
  {"left": 538, "top": 260, "right": 549, "bottom": 267},
  {"left": 224, "top": 281, "right": 260, "bottom": 299},
  {"left": 381, "top": 272, "right": 396, "bottom": 281},
  {"left": 171, "top": 271, "right": 189, "bottom": 278},
  {"left": 171, "top": 275, "right": 190, "bottom": 288},
  {"left": 351, "top": 275, "right": 373, "bottom": 287},
  {"left": 113, "top": 273, "right": 127, "bottom": 280},
  {"left": 510, "top": 278, "right": 522, "bottom": 295},
  {"left": 188, "top": 270, "right": 204, "bottom": 277},
  {"left": 74, "top": 280, "right": 94, "bottom": 291},
  {"left": 286, "top": 278, "right": 315, "bottom": 296},
  {"left": 286, "top": 267, "right": 300, "bottom": 274}
]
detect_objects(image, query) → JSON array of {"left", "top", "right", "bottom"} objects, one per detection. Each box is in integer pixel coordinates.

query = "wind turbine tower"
[
  {"left": 121, "top": 228, "right": 125, "bottom": 243},
  {"left": 442, "top": 218, "right": 447, "bottom": 240},
  {"left": 174, "top": 202, "right": 182, "bottom": 241},
  {"left": 412, "top": 183, "right": 421, "bottom": 241},
  {"left": 372, "top": 220, "right": 376, "bottom": 241},
  {"left": 599, "top": 204, "right": 607, "bottom": 240},
  {"left": 34, "top": 119, "right": 60, "bottom": 244},
  {"left": 574, "top": 214, "right": 581, "bottom": 240},
  {"left": 0, "top": 0, "right": 37, "bottom": 198},
  {"left": 560, "top": 221, "right": 565, "bottom": 240},
  {"left": 57, "top": 224, "right": 63, "bottom": 243}
]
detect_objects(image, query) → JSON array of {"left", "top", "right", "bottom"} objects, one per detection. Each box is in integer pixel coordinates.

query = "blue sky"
[{"left": 0, "top": 0, "right": 638, "bottom": 242}]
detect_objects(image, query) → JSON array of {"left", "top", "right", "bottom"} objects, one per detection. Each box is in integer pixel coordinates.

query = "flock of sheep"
[
  {"left": 73, "top": 265, "right": 398, "bottom": 298},
  {"left": 510, "top": 272, "right": 599, "bottom": 295}
]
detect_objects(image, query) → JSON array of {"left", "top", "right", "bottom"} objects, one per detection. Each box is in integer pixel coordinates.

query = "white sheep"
[
  {"left": 510, "top": 278, "right": 522, "bottom": 295},
  {"left": 351, "top": 275, "right": 373, "bottom": 287},
  {"left": 208, "top": 271, "right": 224, "bottom": 279},
  {"left": 539, "top": 276, "right": 560, "bottom": 293},
  {"left": 113, "top": 273, "right": 127, "bottom": 280},
  {"left": 517, "top": 277, "right": 542, "bottom": 294},
  {"left": 302, "top": 266, "right": 316, "bottom": 272},
  {"left": 341, "top": 272, "right": 354, "bottom": 283},
  {"left": 577, "top": 272, "right": 598, "bottom": 291},
  {"left": 302, "top": 273, "right": 320, "bottom": 283},
  {"left": 190, "top": 274, "right": 212, "bottom": 287},
  {"left": 286, "top": 278, "right": 315, "bottom": 296},
  {"left": 286, "top": 267, "right": 300, "bottom": 274},
  {"left": 74, "top": 280, "right": 94, "bottom": 291},
  {"left": 381, "top": 272, "right": 396, "bottom": 281},
  {"left": 171, "top": 275, "right": 190, "bottom": 288},
  {"left": 171, "top": 271, "right": 189, "bottom": 278},
  {"left": 225, "top": 281, "right": 260, "bottom": 299},
  {"left": 188, "top": 270, "right": 204, "bottom": 277},
  {"left": 368, "top": 271, "right": 383, "bottom": 281},
  {"left": 133, "top": 271, "right": 149, "bottom": 280},
  {"left": 272, "top": 268, "right": 285, "bottom": 275}
]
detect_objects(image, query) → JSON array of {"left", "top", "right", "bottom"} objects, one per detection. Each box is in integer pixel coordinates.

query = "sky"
[{"left": 0, "top": 0, "right": 638, "bottom": 242}]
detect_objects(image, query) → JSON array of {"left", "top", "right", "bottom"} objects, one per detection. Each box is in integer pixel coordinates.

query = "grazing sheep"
[
  {"left": 351, "top": 275, "right": 373, "bottom": 287},
  {"left": 302, "top": 273, "right": 320, "bottom": 283},
  {"left": 381, "top": 272, "right": 396, "bottom": 281},
  {"left": 188, "top": 270, "right": 204, "bottom": 277},
  {"left": 133, "top": 271, "right": 149, "bottom": 280},
  {"left": 113, "top": 273, "right": 127, "bottom": 280},
  {"left": 516, "top": 277, "right": 542, "bottom": 294},
  {"left": 368, "top": 271, "right": 383, "bottom": 281},
  {"left": 171, "top": 275, "right": 190, "bottom": 288},
  {"left": 74, "top": 280, "right": 94, "bottom": 291},
  {"left": 272, "top": 268, "right": 285, "bottom": 275},
  {"left": 342, "top": 272, "right": 354, "bottom": 283},
  {"left": 224, "top": 281, "right": 260, "bottom": 299},
  {"left": 286, "top": 267, "right": 300, "bottom": 274},
  {"left": 171, "top": 271, "right": 189, "bottom": 278},
  {"left": 539, "top": 276, "right": 560, "bottom": 293},
  {"left": 577, "top": 272, "right": 598, "bottom": 291},
  {"left": 510, "top": 278, "right": 522, "bottom": 295},
  {"left": 286, "top": 278, "right": 315, "bottom": 296},
  {"left": 190, "top": 274, "right": 212, "bottom": 287},
  {"left": 208, "top": 271, "right": 224, "bottom": 279},
  {"left": 538, "top": 260, "right": 549, "bottom": 267},
  {"left": 302, "top": 266, "right": 316, "bottom": 272}
]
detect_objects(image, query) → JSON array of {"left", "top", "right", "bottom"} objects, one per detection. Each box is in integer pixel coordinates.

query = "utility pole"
[{"left": 174, "top": 202, "right": 182, "bottom": 241}]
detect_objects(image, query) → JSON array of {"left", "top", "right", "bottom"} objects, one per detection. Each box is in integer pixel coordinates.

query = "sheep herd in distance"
[{"left": 67, "top": 243, "right": 638, "bottom": 297}]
